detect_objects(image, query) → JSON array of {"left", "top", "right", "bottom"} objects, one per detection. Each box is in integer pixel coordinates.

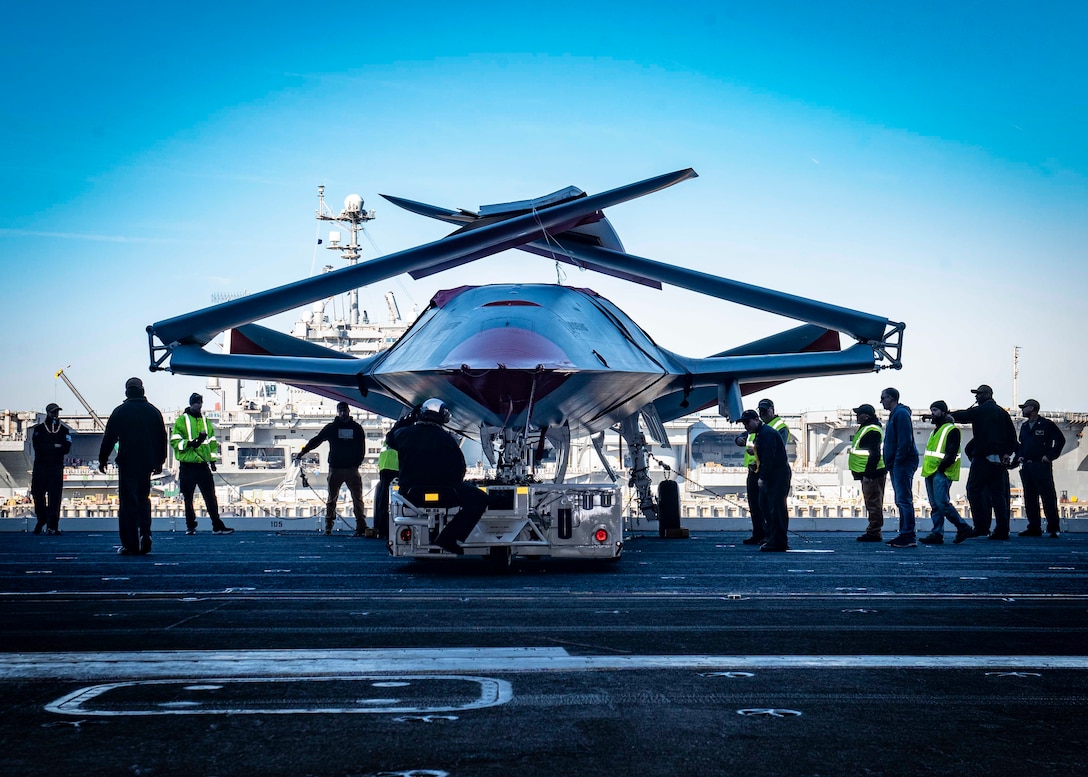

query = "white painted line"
[
  {"left": 45, "top": 675, "right": 512, "bottom": 716},
  {"left": 3, "top": 648, "right": 1087, "bottom": 681}
]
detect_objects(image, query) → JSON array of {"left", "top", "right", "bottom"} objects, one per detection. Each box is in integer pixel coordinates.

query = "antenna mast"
[
  {"left": 316, "top": 186, "right": 376, "bottom": 326},
  {"left": 1012, "top": 345, "right": 1021, "bottom": 409}
]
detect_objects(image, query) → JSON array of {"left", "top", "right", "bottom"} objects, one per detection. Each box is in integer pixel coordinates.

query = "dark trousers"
[
  {"left": 374, "top": 468, "right": 396, "bottom": 539},
  {"left": 758, "top": 477, "right": 790, "bottom": 549},
  {"left": 118, "top": 467, "right": 154, "bottom": 552},
  {"left": 179, "top": 462, "right": 225, "bottom": 531},
  {"left": 31, "top": 467, "right": 63, "bottom": 530},
  {"left": 1021, "top": 460, "right": 1060, "bottom": 533},
  {"left": 745, "top": 468, "right": 765, "bottom": 540},
  {"left": 860, "top": 472, "right": 887, "bottom": 537},
  {"left": 326, "top": 467, "right": 366, "bottom": 530},
  {"left": 966, "top": 459, "right": 1011, "bottom": 536},
  {"left": 434, "top": 483, "right": 490, "bottom": 544}
]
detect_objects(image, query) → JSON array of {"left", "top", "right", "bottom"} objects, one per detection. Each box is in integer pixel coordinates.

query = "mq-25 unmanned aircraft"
[{"left": 147, "top": 168, "right": 904, "bottom": 566}]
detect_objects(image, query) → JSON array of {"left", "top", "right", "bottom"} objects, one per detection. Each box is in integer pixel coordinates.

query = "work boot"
[{"left": 324, "top": 519, "right": 334, "bottom": 536}]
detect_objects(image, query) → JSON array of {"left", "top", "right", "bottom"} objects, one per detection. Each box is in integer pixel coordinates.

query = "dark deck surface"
[{"left": 2, "top": 529, "right": 1085, "bottom": 776}]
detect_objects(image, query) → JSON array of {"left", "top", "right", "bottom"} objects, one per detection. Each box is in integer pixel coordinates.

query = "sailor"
[
  {"left": 737, "top": 398, "right": 791, "bottom": 546},
  {"left": 950, "top": 385, "right": 1018, "bottom": 540},
  {"left": 919, "top": 401, "right": 971, "bottom": 545},
  {"left": 98, "top": 377, "right": 168, "bottom": 555},
  {"left": 296, "top": 401, "right": 369, "bottom": 536},
  {"left": 30, "top": 402, "right": 72, "bottom": 535},
  {"left": 849, "top": 403, "right": 886, "bottom": 543},
  {"left": 740, "top": 409, "right": 791, "bottom": 552},
  {"left": 386, "top": 398, "right": 488, "bottom": 556},
  {"left": 1013, "top": 399, "right": 1066, "bottom": 538},
  {"left": 171, "top": 393, "right": 233, "bottom": 536}
]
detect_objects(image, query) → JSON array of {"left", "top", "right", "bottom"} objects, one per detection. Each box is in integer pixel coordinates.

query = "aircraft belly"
[{"left": 376, "top": 370, "right": 668, "bottom": 433}]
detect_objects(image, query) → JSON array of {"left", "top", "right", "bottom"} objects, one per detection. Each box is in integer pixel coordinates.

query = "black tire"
[
  {"left": 657, "top": 479, "right": 681, "bottom": 537},
  {"left": 488, "top": 545, "right": 513, "bottom": 573}
]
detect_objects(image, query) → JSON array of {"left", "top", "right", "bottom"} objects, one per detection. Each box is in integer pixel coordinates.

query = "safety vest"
[
  {"left": 767, "top": 415, "right": 791, "bottom": 442},
  {"left": 922, "top": 422, "right": 961, "bottom": 481},
  {"left": 742, "top": 433, "right": 758, "bottom": 468},
  {"left": 170, "top": 412, "right": 218, "bottom": 464},
  {"left": 744, "top": 416, "right": 790, "bottom": 467},
  {"left": 848, "top": 424, "right": 885, "bottom": 473},
  {"left": 378, "top": 443, "right": 399, "bottom": 472}
]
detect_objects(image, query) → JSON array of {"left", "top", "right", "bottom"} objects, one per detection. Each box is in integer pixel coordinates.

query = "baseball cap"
[
  {"left": 853, "top": 403, "right": 876, "bottom": 416},
  {"left": 757, "top": 398, "right": 774, "bottom": 410},
  {"left": 970, "top": 384, "right": 993, "bottom": 395},
  {"left": 45, "top": 402, "right": 61, "bottom": 413},
  {"left": 739, "top": 409, "right": 760, "bottom": 422},
  {"left": 1018, "top": 398, "right": 1040, "bottom": 411}
]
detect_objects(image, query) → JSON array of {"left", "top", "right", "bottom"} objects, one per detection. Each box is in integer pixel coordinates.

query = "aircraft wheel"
[{"left": 488, "top": 546, "right": 513, "bottom": 573}]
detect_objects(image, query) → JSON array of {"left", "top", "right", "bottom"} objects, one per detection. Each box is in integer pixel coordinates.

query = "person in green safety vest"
[
  {"left": 374, "top": 439, "right": 399, "bottom": 540},
  {"left": 919, "top": 400, "right": 972, "bottom": 545},
  {"left": 849, "top": 403, "right": 886, "bottom": 542}
]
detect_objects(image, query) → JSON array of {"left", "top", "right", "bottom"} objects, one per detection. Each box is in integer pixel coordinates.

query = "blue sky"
[{"left": 2, "top": 1, "right": 1085, "bottom": 419}]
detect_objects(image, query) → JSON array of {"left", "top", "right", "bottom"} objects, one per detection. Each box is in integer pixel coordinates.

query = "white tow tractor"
[{"left": 387, "top": 482, "right": 623, "bottom": 568}]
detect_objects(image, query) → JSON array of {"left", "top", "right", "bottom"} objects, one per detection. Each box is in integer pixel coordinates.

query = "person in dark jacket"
[
  {"left": 1013, "top": 399, "right": 1066, "bottom": 537},
  {"left": 296, "top": 401, "right": 368, "bottom": 536},
  {"left": 386, "top": 398, "right": 488, "bottom": 556},
  {"left": 741, "top": 409, "right": 791, "bottom": 552},
  {"left": 880, "top": 387, "right": 920, "bottom": 548},
  {"left": 30, "top": 402, "right": 72, "bottom": 535},
  {"left": 735, "top": 398, "right": 791, "bottom": 545},
  {"left": 951, "top": 384, "right": 1018, "bottom": 540},
  {"left": 98, "top": 377, "right": 167, "bottom": 555},
  {"left": 849, "top": 404, "right": 886, "bottom": 542}
]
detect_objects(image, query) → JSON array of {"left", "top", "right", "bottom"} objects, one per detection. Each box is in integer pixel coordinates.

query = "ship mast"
[
  {"left": 316, "top": 186, "right": 376, "bottom": 326},
  {"left": 1012, "top": 345, "right": 1021, "bottom": 409}
]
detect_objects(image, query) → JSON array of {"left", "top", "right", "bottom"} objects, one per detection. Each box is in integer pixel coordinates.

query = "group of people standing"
[
  {"left": 739, "top": 385, "right": 1067, "bottom": 551},
  {"left": 847, "top": 383, "right": 1066, "bottom": 548},
  {"left": 31, "top": 377, "right": 1069, "bottom": 556},
  {"left": 29, "top": 379, "right": 233, "bottom": 555},
  {"left": 33, "top": 378, "right": 476, "bottom": 556}
]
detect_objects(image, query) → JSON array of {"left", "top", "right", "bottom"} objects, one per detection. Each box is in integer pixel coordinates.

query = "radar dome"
[{"left": 344, "top": 194, "right": 364, "bottom": 212}]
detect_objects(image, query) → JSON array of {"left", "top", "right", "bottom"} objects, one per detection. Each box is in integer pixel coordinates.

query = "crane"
[{"left": 54, "top": 367, "right": 106, "bottom": 431}]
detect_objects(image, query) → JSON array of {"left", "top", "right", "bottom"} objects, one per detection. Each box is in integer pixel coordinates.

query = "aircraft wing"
[
  {"left": 381, "top": 191, "right": 665, "bottom": 289},
  {"left": 149, "top": 168, "right": 695, "bottom": 351},
  {"left": 550, "top": 239, "right": 900, "bottom": 354}
]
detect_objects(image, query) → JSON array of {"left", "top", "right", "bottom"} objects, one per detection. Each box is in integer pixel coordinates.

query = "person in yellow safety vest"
[
  {"left": 736, "top": 398, "right": 793, "bottom": 545},
  {"left": 374, "top": 440, "right": 399, "bottom": 540},
  {"left": 919, "top": 401, "right": 972, "bottom": 545},
  {"left": 849, "top": 403, "right": 886, "bottom": 542},
  {"left": 171, "top": 393, "right": 234, "bottom": 536}
]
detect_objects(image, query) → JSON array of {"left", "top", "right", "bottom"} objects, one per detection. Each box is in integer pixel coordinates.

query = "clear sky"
[{"left": 2, "top": 1, "right": 1086, "bottom": 420}]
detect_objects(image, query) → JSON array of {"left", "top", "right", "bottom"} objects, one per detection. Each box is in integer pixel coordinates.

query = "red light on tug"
[
  {"left": 594, "top": 528, "right": 609, "bottom": 543},
  {"left": 398, "top": 527, "right": 413, "bottom": 543}
]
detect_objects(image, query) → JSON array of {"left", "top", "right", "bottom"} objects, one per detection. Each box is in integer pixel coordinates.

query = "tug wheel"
[{"left": 488, "top": 546, "right": 513, "bottom": 573}]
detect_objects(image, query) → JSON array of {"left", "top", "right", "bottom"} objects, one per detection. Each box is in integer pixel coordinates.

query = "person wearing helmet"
[{"left": 386, "top": 398, "right": 488, "bottom": 555}]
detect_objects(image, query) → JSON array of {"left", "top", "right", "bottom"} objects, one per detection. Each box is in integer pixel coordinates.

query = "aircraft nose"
[{"left": 442, "top": 327, "right": 573, "bottom": 369}]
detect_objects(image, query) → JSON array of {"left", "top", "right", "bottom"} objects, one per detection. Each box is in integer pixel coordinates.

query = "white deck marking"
[
  {"left": 3, "top": 648, "right": 1087, "bottom": 681},
  {"left": 45, "top": 675, "right": 512, "bottom": 717}
]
